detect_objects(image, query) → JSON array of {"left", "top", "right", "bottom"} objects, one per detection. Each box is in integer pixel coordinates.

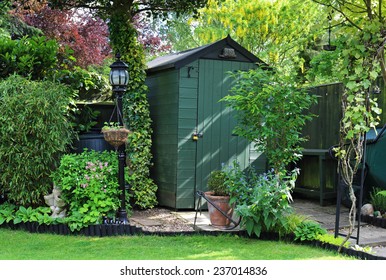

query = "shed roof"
[{"left": 146, "top": 35, "right": 267, "bottom": 73}]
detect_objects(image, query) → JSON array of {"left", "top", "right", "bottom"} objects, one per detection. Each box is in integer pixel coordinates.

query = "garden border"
[
  {"left": 1, "top": 222, "right": 385, "bottom": 260},
  {"left": 361, "top": 214, "right": 386, "bottom": 228}
]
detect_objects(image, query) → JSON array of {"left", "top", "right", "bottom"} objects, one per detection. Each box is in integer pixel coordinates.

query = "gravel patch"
[{"left": 129, "top": 207, "right": 195, "bottom": 232}]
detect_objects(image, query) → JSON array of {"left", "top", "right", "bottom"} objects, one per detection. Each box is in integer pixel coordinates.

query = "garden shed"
[{"left": 146, "top": 36, "right": 267, "bottom": 209}]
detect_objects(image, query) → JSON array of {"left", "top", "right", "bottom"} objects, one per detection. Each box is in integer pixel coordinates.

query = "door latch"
[{"left": 192, "top": 132, "right": 203, "bottom": 141}]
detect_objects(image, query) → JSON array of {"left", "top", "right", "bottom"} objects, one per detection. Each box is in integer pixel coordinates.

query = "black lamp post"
[{"left": 109, "top": 53, "right": 129, "bottom": 224}]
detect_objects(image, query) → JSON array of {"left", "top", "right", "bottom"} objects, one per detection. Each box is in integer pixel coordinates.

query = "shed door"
[{"left": 195, "top": 59, "right": 253, "bottom": 199}]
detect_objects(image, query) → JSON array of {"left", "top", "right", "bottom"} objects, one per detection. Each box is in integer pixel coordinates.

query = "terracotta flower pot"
[{"left": 205, "top": 191, "right": 234, "bottom": 229}]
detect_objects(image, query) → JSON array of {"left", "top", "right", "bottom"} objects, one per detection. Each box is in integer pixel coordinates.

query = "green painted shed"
[{"left": 145, "top": 36, "right": 267, "bottom": 209}]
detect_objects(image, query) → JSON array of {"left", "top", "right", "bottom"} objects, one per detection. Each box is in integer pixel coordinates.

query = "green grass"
[{"left": 0, "top": 229, "right": 352, "bottom": 260}]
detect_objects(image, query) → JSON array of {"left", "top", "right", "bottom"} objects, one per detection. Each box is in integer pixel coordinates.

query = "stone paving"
[{"left": 291, "top": 198, "right": 386, "bottom": 258}]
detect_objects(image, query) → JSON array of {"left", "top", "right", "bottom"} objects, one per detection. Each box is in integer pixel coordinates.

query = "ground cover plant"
[
  {"left": 0, "top": 229, "right": 352, "bottom": 260},
  {"left": 51, "top": 149, "right": 122, "bottom": 231}
]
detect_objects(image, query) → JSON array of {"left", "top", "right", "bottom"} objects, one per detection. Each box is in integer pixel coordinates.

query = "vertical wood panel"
[
  {"left": 196, "top": 59, "right": 258, "bottom": 197},
  {"left": 302, "top": 83, "right": 343, "bottom": 149},
  {"left": 146, "top": 69, "right": 179, "bottom": 208},
  {"left": 176, "top": 62, "right": 199, "bottom": 209}
]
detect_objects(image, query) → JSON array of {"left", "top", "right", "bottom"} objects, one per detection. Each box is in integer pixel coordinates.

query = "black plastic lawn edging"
[
  {"left": 300, "top": 239, "right": 386, "bottom": 260},
  {"left": 0, "top": 221, "right": 143, "bottom": 237},
  {"left": 361, "top": 214, "right": 386, "bottom": 229},
  {"left": 238, "top": 231, "right": 386, "bottom": 260}
]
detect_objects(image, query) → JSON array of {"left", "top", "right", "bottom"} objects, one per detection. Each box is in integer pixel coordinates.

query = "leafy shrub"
[
  {"left": 57, "top": 67, "right": 111, "bottom": 102},
  {"left": 0, "top": 75, "right": 75, "bottom": 206},
  {"left": 294, "top": 220, "right": 327, "bottom": 242},
  {"left": 224, "top": 161, "right": 296, "bottom": 237},
  {"left": 51, "top": 150, "right": 122, "bottom": 231},
  {"left": 207, "top": 170, "right": 228, "bottom": 196},
  {"left": 0, "top": 36, "right": 58, "bottom": 79},
  {"left": 222, "top": 68, "right": 317, "bottom": 174},
  {"left": 370, "top": 188, "right": 386, "bottom": 213},
  {"left": 72, "top": 104, "right": 100, "bottom": 133},
  {"left": 13, "top": 206, "right": 52, "bottom": 225},
  {"left": 0, "top": 35, "right": 110, "bottom": 103}
]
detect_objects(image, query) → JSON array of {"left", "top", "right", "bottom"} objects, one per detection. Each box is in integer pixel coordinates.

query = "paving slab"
[{"left": 130, "top": 217, "right": 163, "bottom": 227}]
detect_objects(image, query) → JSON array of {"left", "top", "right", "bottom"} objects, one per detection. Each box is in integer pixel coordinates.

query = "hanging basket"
[{"left": 102, "top": 127, "right": 131, "bottom": 149}]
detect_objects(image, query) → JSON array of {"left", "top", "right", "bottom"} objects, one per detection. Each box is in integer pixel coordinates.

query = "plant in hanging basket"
[{"left": 102, "top": 122, "right": 131, "bottom": 149}]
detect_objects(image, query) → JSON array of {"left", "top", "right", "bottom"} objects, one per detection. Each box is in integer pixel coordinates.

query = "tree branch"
[
  {"left": 312, "top": 0, "right": 363, "bottom": 30},
  {"left": 362, "top": 0, "right": 373, "bottom": 20}
]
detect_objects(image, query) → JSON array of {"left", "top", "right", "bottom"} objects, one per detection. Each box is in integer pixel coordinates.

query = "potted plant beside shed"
[{"left": 205, "top": 170, "right": 234, "bottom": 228}]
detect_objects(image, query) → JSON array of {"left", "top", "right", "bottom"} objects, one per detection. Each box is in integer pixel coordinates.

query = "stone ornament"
[{"left": 44, "top": 187, "right": 66, "bottom": 218}]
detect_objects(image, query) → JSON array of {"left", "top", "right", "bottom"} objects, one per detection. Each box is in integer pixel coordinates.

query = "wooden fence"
[{"left": 295, "top": 80, "right": 386, "bottom": 205}]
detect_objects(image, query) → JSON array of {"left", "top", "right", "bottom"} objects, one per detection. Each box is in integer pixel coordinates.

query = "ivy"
[{"left": 307, "top": 1, "right": 386, "bottom": 251}]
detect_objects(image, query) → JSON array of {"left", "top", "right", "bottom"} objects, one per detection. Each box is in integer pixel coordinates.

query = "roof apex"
[{"left": 147, "top": 36, "right": 267, "bottom": 73}]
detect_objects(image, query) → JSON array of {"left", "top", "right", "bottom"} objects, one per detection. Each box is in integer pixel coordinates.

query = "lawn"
[{"left": 0, "top": 229, "right": 352, "bottom": 260}]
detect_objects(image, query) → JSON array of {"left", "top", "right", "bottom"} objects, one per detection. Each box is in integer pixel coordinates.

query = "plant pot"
[
  {"left": 204, "top": 191, "right": 234, "bottom": 229},
  {"left": 72, "top": 133, "right": 113, "bottom": 153},
  {"left": 102, "top": 128, "right": 131, "bottom": 149}
]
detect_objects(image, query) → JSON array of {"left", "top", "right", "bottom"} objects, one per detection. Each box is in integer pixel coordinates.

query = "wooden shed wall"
[
  {"left": 147, "top": 58, "right": 266, "bottom": 209},
  {"left": 194, "top": 59, "right": 254, "bottom": 194},
  {"left": 147, "top": 69, "right": 180, "bottom": 208},
  {"left": 176, "top": 61, "right": 199, "bottom": 209}
]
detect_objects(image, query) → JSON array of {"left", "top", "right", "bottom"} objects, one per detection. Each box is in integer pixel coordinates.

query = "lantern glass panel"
[{"left": 110, "top": 69, "right": 129, "bottom": 86}]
